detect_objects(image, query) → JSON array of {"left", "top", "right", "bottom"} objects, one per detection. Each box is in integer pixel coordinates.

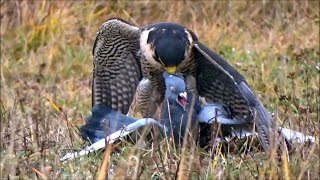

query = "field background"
[{"left": 1, "top": 1, "right": 319, "bottom": 179}]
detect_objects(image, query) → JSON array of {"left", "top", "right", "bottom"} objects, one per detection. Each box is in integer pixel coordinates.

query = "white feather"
[
  {"left": 60, "top": 118, "right": 161, "bottom": 161},
  {"left": 140, "top": 28, "right": 159, "bottom": 67}
]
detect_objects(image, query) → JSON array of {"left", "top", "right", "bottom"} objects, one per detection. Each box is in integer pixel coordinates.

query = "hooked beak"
[{"left": 165, "top": 66, "right": 177, "bottom": 74}]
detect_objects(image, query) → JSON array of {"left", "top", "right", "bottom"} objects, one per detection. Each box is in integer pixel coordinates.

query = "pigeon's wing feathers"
[
  {"left": 61, "top": 118, "right": 163, "bottom": 161},
  {"left": 80, "top": 105, "right": 138, "bottom": 143}
]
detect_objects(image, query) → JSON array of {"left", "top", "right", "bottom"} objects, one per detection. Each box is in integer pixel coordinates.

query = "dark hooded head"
[{"left": 141, "top": 23, "right": 193, "bottom": 74}]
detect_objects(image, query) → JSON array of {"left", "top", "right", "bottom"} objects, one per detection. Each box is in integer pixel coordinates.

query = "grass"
[{"left": 1, "top": 0, "right": 319, "bottom": 179}]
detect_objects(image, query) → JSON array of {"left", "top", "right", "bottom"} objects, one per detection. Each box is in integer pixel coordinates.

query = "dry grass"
[{"left": 1, "top": 0, "right": 319, "bottom": 179}]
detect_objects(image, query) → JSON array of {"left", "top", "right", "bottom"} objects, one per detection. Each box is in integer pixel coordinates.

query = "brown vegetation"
[{"left": 1, "top": 1, "right": 319, "bottom": 179}]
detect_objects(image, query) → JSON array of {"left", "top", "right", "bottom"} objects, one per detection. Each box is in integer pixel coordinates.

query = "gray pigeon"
[{"left": 62, "top": 74, "right": 314, "bottom": 161}]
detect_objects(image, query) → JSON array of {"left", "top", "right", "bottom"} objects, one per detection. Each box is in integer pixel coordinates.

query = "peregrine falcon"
[{"left": 91, "top": 17, "right": 277, "bottom": 151}]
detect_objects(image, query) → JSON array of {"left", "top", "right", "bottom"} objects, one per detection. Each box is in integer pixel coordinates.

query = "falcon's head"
[{"left": 140, "top": 23, "right": 195, "bottom": 74}]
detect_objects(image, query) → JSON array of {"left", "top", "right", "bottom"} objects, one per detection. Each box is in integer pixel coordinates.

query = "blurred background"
[{"left": 1, "top": 1, "right": 319, "bottom": 179}]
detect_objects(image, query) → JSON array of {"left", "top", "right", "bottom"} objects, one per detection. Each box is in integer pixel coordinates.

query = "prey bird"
[
  {"left": 61, "top": 73, "right": 198, "bottom": 160},
  {"left": 92, "top": 17, "right": 279, "bottom": 151},
  {"left": 61, "top": 74, "right": 314, "bottom": 161}
]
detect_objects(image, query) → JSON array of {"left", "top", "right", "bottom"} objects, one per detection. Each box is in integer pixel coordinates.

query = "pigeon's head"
[
  {"left": 161, "top": 73, "right": 199, "bottom": 146},
  {"left": 140, "top": 23, "right": 195, "bottom": 74},
  {"left": 163, "top": 73, "right": 187, "bottom": 110}
]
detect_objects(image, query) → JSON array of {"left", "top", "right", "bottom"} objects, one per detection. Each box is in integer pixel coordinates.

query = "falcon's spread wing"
[
  {"left": 92, "top": 18, "right": 142, "bottom": 114},
  {"left": 193, "top": 41, "right": 274, "bottom": 150}
]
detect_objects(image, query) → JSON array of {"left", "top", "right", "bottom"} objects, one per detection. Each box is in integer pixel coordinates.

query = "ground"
[{"left": 1, "top": 1, "right": 319, "bottom": 179}]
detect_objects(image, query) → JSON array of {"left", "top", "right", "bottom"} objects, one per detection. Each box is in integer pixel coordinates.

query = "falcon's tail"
[
  {"left": 254, "top": 102, "right": 291, "bottom": 153},
  {"left": 253, "top": 102, "right": 273, "bottom": 150},
  {"left": 237, "top": 82, "right": 287, "bottom": 152}
]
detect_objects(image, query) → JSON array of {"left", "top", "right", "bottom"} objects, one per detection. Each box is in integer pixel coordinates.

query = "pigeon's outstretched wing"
[
  {"left": 80, "top": 105, "right": 137, "bottom": 143},
  {"left": 198, "top": 102, "right": 315, "bottom": 144},
  {"left": 192, "top": 40, "right": 276, "bottom": 151},
  {"left": 92, "top": 18, "right": 142, "bottom": 114},
  {"left": 61, "top": 118, "right": 162, "bottom": 161}
]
